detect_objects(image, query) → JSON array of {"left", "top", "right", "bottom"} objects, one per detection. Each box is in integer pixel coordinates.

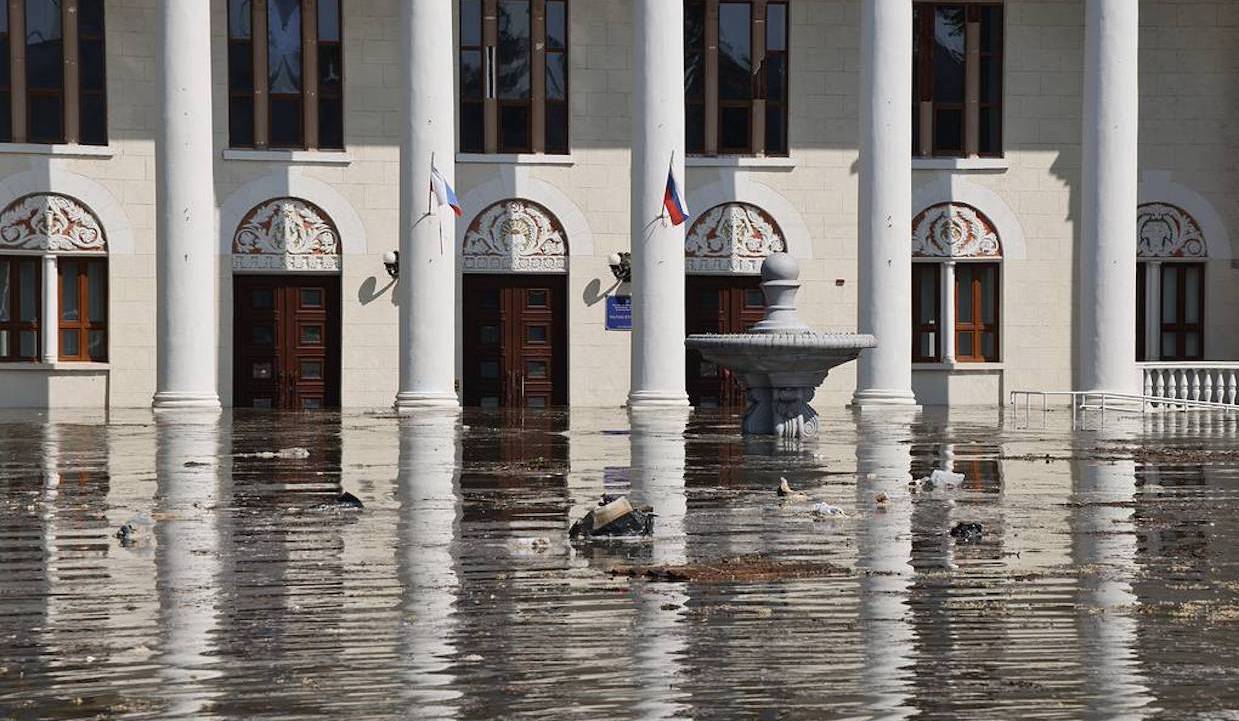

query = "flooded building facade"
[{"left": 0, "top": 0, "right": 1235, "bottom": 410}]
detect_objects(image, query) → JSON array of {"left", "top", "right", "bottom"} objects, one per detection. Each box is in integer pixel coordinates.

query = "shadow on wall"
[{"left": 358, "top": 275, "right": 396, "bottom": 306}]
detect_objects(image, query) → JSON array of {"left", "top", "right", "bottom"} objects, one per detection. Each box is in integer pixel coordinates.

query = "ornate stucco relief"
[
  {"left": 685, "top": 203, "right": 786, "bottom": 274},
  {"left": 462, "top": 199, "right": 568, "bottom": 273},
  {"left": 1138, "top": 203, "right": 1207, "bottom": 258},
  {"left": 232, "top": 198, "right": 341, "bottom": 272},
  {"left": 0, "top": 193, "right": 106, "bottom": 253},
  {"left": 912, "top": 203, "right": 1002, "bottom": 258}
]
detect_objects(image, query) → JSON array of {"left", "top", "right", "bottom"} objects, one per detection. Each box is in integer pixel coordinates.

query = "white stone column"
[
  {"left": 41, "top": 255, "right": 57, "bottom": 363},
  {"left": 153, "top": 0, "right": 219, "bottom": 409},
  {"left": 941, "top": 261, "right": 956, "bottom": 364},
  {"left": 1080, "top": 0, "right": 1139, "bottom": 394},
  {"left": 854, "top": 0, "right": 916, "bottom": 407},
  {"left": 629, "top": 0, "right": 690, "bottom": 409},
  {"left": 395, "top": 0, "right": 459, "bottom": 411},
  {"left": 1144, "top": 261, "right": 1161, "bottom": 361}
]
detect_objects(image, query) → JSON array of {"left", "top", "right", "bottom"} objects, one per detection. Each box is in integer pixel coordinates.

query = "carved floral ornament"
[
  {"left": 685, "top": 202, "right": 787, "bottom": 274},
  {"left": 462, "top": 199, "right": 568, "bottom": 273},
  {"left": 232, "top": 198, "right": 341, "bottom": 272},
  {"left": 1137, "top": 203, "right": 1207, "bottom": 258},
  {"left": 0, "top": 193, "right": 106, "bottom": 253},
  {"left": 912, "top": 203, "right": 1002, "bottom": 258}
]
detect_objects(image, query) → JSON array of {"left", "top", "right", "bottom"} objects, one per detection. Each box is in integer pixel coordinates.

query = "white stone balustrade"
[{"left": 1141, "top": 363, "right": 1239, "bottom": 405}]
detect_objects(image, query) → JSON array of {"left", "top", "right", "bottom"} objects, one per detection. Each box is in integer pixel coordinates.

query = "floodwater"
[{"left": 2, "top": 405, "right": 1239, "bottom": 720}]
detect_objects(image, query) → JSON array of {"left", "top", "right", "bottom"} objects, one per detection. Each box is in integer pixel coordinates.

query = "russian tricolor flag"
[
  {"left": 663, "top": 167, "right": 690, "bottom": 226},
  {"left": 431, "top": 164, "right": 463, "bottom": 217}
]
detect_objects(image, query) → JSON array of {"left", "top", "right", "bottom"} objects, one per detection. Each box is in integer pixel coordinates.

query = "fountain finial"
[{"left": 752, "top": 252, "right": 809, "bottom": 334}]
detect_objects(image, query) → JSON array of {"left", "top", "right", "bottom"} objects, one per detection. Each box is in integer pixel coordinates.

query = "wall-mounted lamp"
[
  {"left": 382, "top": 251, "right": 400, "bottom": 279},
  {"left": 608, "top": 251, "right": 632, "bottom": 283}
]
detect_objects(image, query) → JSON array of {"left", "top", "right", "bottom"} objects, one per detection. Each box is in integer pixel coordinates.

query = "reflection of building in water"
[
  {"left": 396, "top": 413, "right": 463, "bottom": 718},
  {"left": 855, "top": 410, "right": 916, "bottom": 719},
  {"left": 155, "top": 413, "right": 224, "bottom": 719}
]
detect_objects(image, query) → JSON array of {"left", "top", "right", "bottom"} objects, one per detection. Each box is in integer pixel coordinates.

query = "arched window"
[
  {"left": 0, "top": 0, "right": 107, "bottom": 145},
  {"left": 0, "top": 193, "right": 108, "bottom": 363},
  {"left": 458, "top": 0, "right": 569, "bottom": 155},
  {"left": 228, "top": 0, "right": 344, "bottom": 150},
  {"left": 913, "top": 2, "right": 1003, "bottom": 158},
  {"left": 684, "top": 0, "right": 788, "bottom": 157},
  {"left": 1136, "top": 203, "right": 1207, "bottom": 362},
  {"left": 911, "top": 202, "right": 1002, "bottom": 363}
]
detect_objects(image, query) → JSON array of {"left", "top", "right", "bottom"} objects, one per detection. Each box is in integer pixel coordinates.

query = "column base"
[
  {"left": 152, "top": 391, "right": 222, "bottom": 411},
  {"left": 627, "top": 390, "right": 691, "bottom": 410},
  {"left": 394, "top": 391, "right": 460, "bottom": 413},
  {"left": 851, "top": 388, "right": 919, "bottom": 408}
]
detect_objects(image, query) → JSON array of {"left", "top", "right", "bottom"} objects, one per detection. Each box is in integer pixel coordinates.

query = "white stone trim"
[
  {"left": 0, "top": 143, "right": 115, "bottom": 158},
  {"left": 686, "top": 176, "right": 813, "bottom": 261},
  {"left": 0, "top": 169, "right": 133, "bottom": 255},
  {"left": 456, "top": 152, "right": 576, "bottom": 166},
  {"left": 222, "top": 148, "right": 353, "bottom": 165},
  {"left": 1138, "top": 171, "right": 1232, "bottom": 260},
  {"left": 686, "top": 156, "right": 797, "bottom": 169},
  {"left": 218, "top": 171, "right": 368, "bottom": 259},
  {"left": 912, "top": 175, "right": 1027, "bottom": 260},
  {"left": 455, "top": 166, "right": 594, "bottom": 259},
  {"left": 912, "top": 157, "right": 1009, "bottom": 172}
]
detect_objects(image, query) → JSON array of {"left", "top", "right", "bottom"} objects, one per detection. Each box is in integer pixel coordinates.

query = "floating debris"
[
  {"left": 115, "top": 514, "right": 155, "bottom": 547},
  {"left": 811, "top": 502, "right": 848, "bottom": 519},
  {"left": 778, "top": 476, "right": 810, "bottom": 502},
  {"left": 569, "top": 495, "right": 654, "bottom": 539},
  {"left": 237, "top": 447, "right": 311, "bottom": 460},
  {"left": 949, "top": 522, "right": 984, "bottom": 544},
  {"left": 917, "top": 469, "right": 965, "bottom": 491},
  {"left": 612, "top": 554, "right": 852, "bottom": 583}
]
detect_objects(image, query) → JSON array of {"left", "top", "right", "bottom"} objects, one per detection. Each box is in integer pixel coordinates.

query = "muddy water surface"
[{"left": 2, "top": 407, "right": 1239, "bottom": 720}]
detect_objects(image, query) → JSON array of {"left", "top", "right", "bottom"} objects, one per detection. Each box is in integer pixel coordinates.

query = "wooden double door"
[
  {"left": 462, "top": 274, "right": 568, "bottom": 408},
  {"left": 233, "top": 275, "right": 341, "bottom": 410},
  {"left": 685, "top": 275, "right": 765, "bottom": 408}
]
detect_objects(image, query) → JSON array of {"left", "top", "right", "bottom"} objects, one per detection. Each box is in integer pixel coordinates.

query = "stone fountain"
[{"left": 685, "top": 253, "right": 876, "bottom": 440}]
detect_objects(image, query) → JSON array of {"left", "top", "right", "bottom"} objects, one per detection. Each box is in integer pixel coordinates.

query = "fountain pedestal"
[{"left": 685, "top": 254, "right": 877, "bottom": 440}]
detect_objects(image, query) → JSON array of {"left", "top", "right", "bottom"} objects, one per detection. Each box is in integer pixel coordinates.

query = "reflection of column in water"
[
  {"left": 155, "top": 413, "right": 224, "bottom": 720},
  {"left": 855, "top": 409, "right": 917, "bottom": 719},
  {"left": 628, "top": 408, "right": 692, "bottom": 720},
  {"left": 1071, "top": 452, "right": 1152, "bottom": 720},
  {"left": 396, "top": 413, "right": 463, "bottom": 717}
]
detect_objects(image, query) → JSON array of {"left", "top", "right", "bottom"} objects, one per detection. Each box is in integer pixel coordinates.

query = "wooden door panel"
[
  {"left": 463, "top": 274, "right": 567, "bottom": 408},
  {"left": 686, "top": 275, "right": 763, "bottom": 408}
]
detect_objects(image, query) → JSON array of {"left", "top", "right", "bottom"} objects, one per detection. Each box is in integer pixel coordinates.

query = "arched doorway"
[
  {"left": 684, "top": 202, "right": 786, "bottom": 408},
  {"left": 461, "top": 199, "right": 569, "bottom": 408},
  {"left": 231, "top": 198, "right": 342, "bottom": 409}
]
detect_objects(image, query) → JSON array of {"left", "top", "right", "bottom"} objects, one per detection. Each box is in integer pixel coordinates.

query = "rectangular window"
[
  {"left": 914, "top": 2, "right": 1002, "bottom": 158},
  {"left": 1160, "top": 263, "right": 1204, "bottom": 361},
  {"left": 0, "top": 256, "right": 41, "bottom": 362},
  {"left": 912, "top": 263, "right": 940, "bottom": 363},
  {"left": 58, "top": 257, "right": 106, "bottom": 362},
  {"left": 229, "top": 0, "right": 344, "bottom": 150},
  {"left": 460, "top": 0, "right": 568, "bottom": 155},
  {"left": 955, "top": 262, "right": 999, "bottom": 362},
  {"left": 77, "top": 0, "right": 105, "bottom": 145},
  {"left": 25, "top": 0, "right": 63, "bottom": 144},
  {"left": 685, "top": 0, "right": 788, "bottom": 157}
]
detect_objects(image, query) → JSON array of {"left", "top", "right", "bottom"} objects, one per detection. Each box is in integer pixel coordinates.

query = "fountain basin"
[{"left": 685, "top": 254, "right": 877, "bottom": 440}]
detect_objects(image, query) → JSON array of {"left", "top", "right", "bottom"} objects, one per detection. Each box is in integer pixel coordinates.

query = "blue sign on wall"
[{"left": 606, "top": 295, "right": 632, "bottom": 331}]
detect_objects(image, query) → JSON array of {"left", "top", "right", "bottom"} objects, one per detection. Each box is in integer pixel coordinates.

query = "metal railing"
[{"left": 1009, "top": 389, "right": 1239, "bottom": 415}]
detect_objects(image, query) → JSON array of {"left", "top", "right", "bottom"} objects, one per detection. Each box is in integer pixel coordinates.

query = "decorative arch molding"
[
  {"left": 912, "top": 175, "right": 1026, "bottom": 260},
  {"left": 1138, "top": 171, "right": 1231, "bottom": 259},
  {"left": 1137, "top": 203, "right": 1206, "bottom": 259},
  {"left": 686, "top": 175, "right": 812, "bottom": 263},
  {"left": 231, "top": 197, "right": 341, "bottom": 272},
  {"left": 462, "top": 198, "right": 568, "bottom": 273},
  {"left": 685, "top": 202, "right": 787, "bottom": 274},
  {"left": 0, "top": 168, "right": 133, "bottom": 255},
  {"left": 912, "top": 202, "right": 1002, "bottom": 258},
  {"left": 0, "top": 193, "right": 107, "bottom": 253},
  {"left": 218, "top": 171, "right": 368, "bottom": 260},
  {"left": 455, "top": 167, "right": 594, "bottom": 264}
]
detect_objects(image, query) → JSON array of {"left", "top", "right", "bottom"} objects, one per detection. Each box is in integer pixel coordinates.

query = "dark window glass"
[
  {"left": 0, "top": 92, "right": 9, "bottom": 143},
  {"left": 497, "top": 0, "right": 531, "bottom": 99},
  {"left": 80, "top": 93, "right": 106, "bottom": 145},
  {"left": 545, "top": 103, "right": 568, "bottom": 154},
  {"left": 767, "top": 3, "right": 786, "bottom": 51},
  {"left": 979, "top": 5, "right": 1001, "bottom": 53},
  {"left": 460, "top": 50, "right": 483, "bottom": 98},
  {"left": 79, "top": 39, "right": 105, "bottom": 91},
  {"left": 229, "top": 0, "right": 253, "bottom": 38},
  {"left": 765, "top": 54, "right": 785, "bottom": 102},
  {"left": 498, "top": 103, "right": 530, "bottom": 152},
  {"left": 765, "top": 103, "right": 785, "bottom": 156},
  {"left": 719, "top": 104, "right": 749, "bottom": 152},
  {"left": 932, "top": 6, "right": 965, "bottom": 104},
  {"left": 318, "top": 97, "right": 343, "bottom": 149},
  {"left": 978, "top": 106, "right": 999, "bottom": 156},
  {"left": 25, "top": 0, "right": 62, "bottom": 90},
  {"left": 318, "top": 0, "right": 340, "bottom": 42},
  {"left": 717, "top": 2, "right": 751, "bottom": 100},
  {"left": 912, "top": 263, "right": 940, "bottom": 363},
  {"left": 684, "top": 1, "right": 705, "bottom": 99},
  {"left": 934, "top": 107, "right": 963, "bottom": 155},
  {"left": 28, "top": 94, "right": 62, "bottom": 143},
  {"left": 229, "top": 96, "right": 255, "bottom": 148},
  {"left": 269, "top": 96, "right": 302, "bottom": 147},
  {"left": 460, "top": 0, "right": 482, "bottom": 47},
  {"left": 686, "top": 102, "right": 705, "bottom": 154},
  {"left": 318, "top": 44, "right": 342, "bottom": 95},
  {"left": 460, "top": 102, "right": 484, "bottom": 153},
  {"left": 268, "top": 0, "right": 302, "bottom": 94},
  {"left": 546, "top": 0, "right": 567, "bottom": 50},
  {"left": 546, "top": 52, "right": 567, "bottom": 100},
  {"left": 980, "top": 57, "right": 1000, "bottom": 104},
  {"left": 79, "top": 0, "right": 103, "bottom": 36}
]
